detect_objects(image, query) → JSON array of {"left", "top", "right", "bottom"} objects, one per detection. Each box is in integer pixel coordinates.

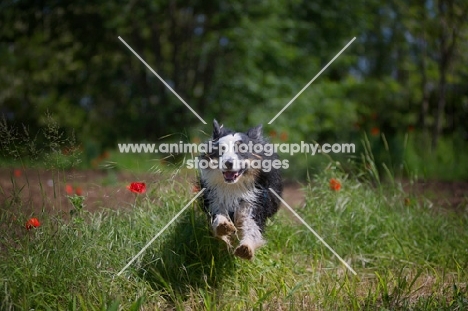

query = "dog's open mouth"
[{"left": 222, "top": 169, "right": 244, "bottom": 183}]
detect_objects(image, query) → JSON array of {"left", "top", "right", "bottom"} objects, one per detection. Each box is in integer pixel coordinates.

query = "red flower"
[
  {"left": 65, "top": 184, "right": 74, "bottom": 195},
  {"left": 280, "top": 132, "right": 288, "bottom": 141},
  {"left": 127, "top": 182, "right": 146, "bottom": 194},
  {"left": 269, "top": 130, "right": 277, "bottom": 138},
  {"left": 75, "top": 186, "right": 83, "bottom": 196},
  {"left": 370, "top": 127, "right": 380, "bottom": 137},
  {"left": 25, "top": 218, "right": 40, "bottom": 230},
  {"left": 330, "top": 178, "right": 341, "bottom": 191},
  {"left": 14, "top": 169, "right": 22, "bottom": 177},
  {"left": 192, "top": 184, "right": 201, "bottom": 193}
]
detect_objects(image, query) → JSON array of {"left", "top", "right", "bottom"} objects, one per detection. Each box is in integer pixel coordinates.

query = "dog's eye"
[
  {"left": 235, "top": 141, "right": 244, "bottom": 154},
  {"left": 236, "top": 141, "right": 249, "bottom": 154}
]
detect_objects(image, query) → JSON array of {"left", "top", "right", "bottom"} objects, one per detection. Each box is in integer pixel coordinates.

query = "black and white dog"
[{"left": 198, "top": 120, "right": 283, "bottom": 260}]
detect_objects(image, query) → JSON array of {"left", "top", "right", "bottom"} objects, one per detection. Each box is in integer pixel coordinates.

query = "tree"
[{"left": 432, "top": 0, "right": 468, "bottom": 148}]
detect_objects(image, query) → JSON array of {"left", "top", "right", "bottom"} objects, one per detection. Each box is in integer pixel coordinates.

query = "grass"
[
  {"left": 2, "top": 112, "right": 465, "bottom": 309},
  {"left": 402, "top": 132, "right": 468, "bottom": 181},
  {"left": 1, "top": 164, "right": 467, "bottom": 310}
]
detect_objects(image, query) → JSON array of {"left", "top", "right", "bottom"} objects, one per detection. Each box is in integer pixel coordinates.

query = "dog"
[{"left": 198, "top": 120, "right": 283, "bottom": 260}]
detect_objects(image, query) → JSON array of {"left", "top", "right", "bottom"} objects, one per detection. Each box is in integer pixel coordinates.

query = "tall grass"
[
  {"left": 1, "top": 117, "right": 467, "bottom": 309},
  {"left": 1, "top": 166, "right": 467, "bottom": 310},
  {"left": 402, "top": 132, "right": 468, "bottom": 181}
]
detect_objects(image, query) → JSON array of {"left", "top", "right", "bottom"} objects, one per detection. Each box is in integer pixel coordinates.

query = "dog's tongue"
[{"left": 223, "top": 171, "right": 238, "bottom": 181}]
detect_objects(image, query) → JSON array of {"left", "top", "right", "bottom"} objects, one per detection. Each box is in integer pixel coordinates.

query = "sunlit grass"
[
  {"left": 1, "top": 167, "right": 467, "bottom": 310},
  {"left": 2, "top": 106, "right": 465, "bottom": 309}
]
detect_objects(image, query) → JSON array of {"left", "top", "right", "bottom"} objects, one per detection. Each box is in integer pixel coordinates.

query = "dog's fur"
[{"left": 198, "top": 120, "right": 282, "bottom": 259}]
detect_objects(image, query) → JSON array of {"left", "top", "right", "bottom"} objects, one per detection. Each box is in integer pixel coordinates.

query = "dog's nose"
[{"left": 224, "top": 159, "right": 233, "bottom": 170}]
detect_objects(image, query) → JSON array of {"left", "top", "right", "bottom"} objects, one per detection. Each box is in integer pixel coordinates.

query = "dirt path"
[
  {"left": 1, "top": 169, "right": 466, "bottom": 219},
  {"left": 402, "top": 180, "right": 468, "bottom": 213}
]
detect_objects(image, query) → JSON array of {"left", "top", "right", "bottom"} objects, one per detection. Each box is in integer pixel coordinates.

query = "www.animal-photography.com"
[{"left": 1, "top": 1, "right": 468, "bottom": 310}]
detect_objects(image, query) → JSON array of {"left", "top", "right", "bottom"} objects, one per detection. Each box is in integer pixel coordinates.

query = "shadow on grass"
[{"left": 139, "top": 207, "right": 236, "bottom": 302}]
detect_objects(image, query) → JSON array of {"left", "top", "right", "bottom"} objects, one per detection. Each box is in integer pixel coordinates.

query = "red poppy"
[
  {"left": 75, "top": 186, "right": 83, "bottom": 196},
  {"left": 280, "top": 132, "right": 288, "bottom": 141},
  {"left": 65, "top": 184, "right": 74, "bottom": 195},
  {"left": 127, "top": 182, "right": 146, "bottom": 194},
  {"left": 269, "top": 130, "right": 277, "bottom": 138},
  {"left": 25, "top": 218, "right": 40, "bottom": 230},
  {"left": 330, "top": 178, "right": 341, "bottom": 191},
  {"left": 14, "top": 169, "right": 22, "bottom": 177},
  {"left": 370, "top": 127, "right": 380, "bottom": 137}
]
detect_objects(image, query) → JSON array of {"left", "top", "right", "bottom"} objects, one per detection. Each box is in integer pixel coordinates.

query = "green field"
[{"left": 1, "top": 166, "right": 467, "bottom": 310}]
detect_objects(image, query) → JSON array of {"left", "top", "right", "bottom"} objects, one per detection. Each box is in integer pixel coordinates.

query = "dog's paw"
[
  {"left": 215, "top": 221, "right": 237, "bottom": 237},
  {"left": 234, "top": 244, "right": 254, "bottom": 260}
]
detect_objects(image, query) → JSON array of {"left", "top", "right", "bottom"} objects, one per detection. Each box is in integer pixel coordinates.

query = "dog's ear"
[
  {"left": 213, "top": 119, "right": 222, "bottom": 140},
  {"left": 247, "top": 124, "right": 263, "bottom": 140}
]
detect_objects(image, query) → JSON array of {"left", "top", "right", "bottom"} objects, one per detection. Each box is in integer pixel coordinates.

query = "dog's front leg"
[
  {"left": 212, "top": 214, "right": 237, "bottom": 247},
  {"left": 233, "top": 211, "right": 265, "bottom": 260}
]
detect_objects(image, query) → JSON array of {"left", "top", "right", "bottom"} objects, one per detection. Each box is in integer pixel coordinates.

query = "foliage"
[{"left": 1, "top": 0, "right": 467, "bottom": 164}]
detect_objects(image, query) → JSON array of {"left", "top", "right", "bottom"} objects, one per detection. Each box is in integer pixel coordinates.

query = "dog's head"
[{"left": 201, "top": 119, "right": 266, "bottom": 184}]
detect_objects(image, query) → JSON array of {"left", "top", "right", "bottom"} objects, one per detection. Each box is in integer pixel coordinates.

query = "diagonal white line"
[
  {"left": 268, "top": 37, "right": 356, "bottom": 124},
  {"left": 269, "top": 188, "right": 357, "bottom": 275},
  {"left": 117, "top": 188, "right": 205, "bottom": 276},
  {"left": 118, "top": 36, "right": 207, "bottom": 125}
]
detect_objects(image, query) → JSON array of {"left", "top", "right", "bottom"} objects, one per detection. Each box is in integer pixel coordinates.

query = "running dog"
[{"left": 198, "top": 120, "right": 283, "bottom": 259}]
